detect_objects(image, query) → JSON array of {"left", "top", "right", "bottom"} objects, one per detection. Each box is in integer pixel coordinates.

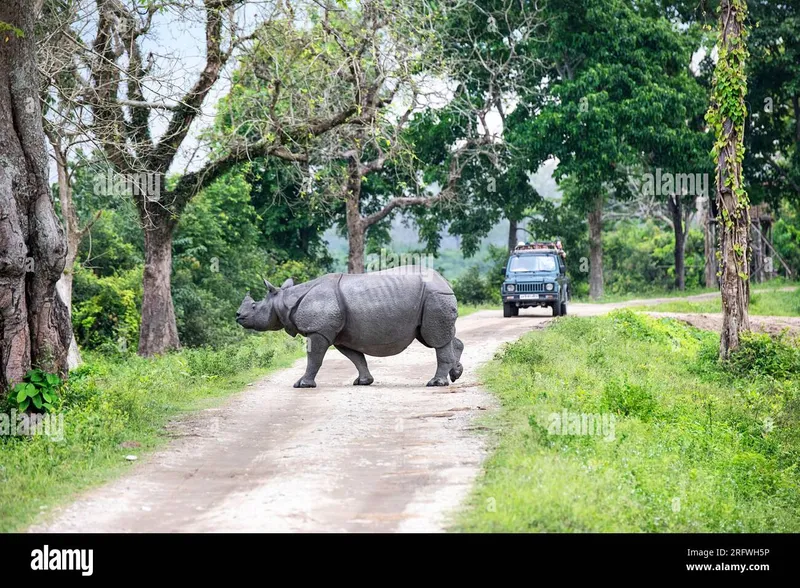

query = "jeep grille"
[{"left": 515, "top": 283, "right": 546, "bottom": 293}]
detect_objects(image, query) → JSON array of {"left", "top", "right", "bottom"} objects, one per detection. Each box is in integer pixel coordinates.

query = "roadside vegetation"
[
  {"left": 456, "top": 310, "right": 800, "bottom": 532},
  {"left": 0, "top": 333, "right": 303, "bottom": 532},
  {"left": 638, "top": 285, "right": 800, "bottom": 317}
]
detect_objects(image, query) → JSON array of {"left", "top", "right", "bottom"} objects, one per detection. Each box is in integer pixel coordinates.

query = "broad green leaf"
[
  {"left": 16, "top": 389, "right": 26, "bottom": 403},
  {"left": 32, "top": 395, "right": 43, "bottom": 409},
  {"left": 19, "top": 398, "right": 30, "bottom": 412}
]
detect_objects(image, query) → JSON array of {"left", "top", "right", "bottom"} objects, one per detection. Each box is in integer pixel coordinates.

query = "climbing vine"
[{"left": 705, "top": 0, "right": 750, "bottom": 275}]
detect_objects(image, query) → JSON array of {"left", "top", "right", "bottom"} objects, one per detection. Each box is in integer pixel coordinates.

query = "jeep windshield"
[{"left": 508, "top": 254, "right": 558, "bottom": 273}]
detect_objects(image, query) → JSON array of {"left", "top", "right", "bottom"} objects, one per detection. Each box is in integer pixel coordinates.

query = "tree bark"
[
  {"left": 508, "top": 218, "right": 519, "bottom": 251},
  {"left": 345, "top": 164, "right": 366, "bottom": 274},
  {"left": 138, "top": 223, "right": 180, "bottom": 356},
  {"left": 711, "top": 0, "right": 750, "bottom": 359},
  {"left": 702, "top": 197, "right": 718, "bottom": 288},
  {"left": 588, "top": 199, "right": 604, "bottom": 300},
  {"left": 668, "top": 195, "right": 686, "bottom": 290},
  {"left": 52, "top": 142, "right": 83, "bottom": 368},
  {"left": 0, "top": 0, "right": 72, "bottom": 391}
]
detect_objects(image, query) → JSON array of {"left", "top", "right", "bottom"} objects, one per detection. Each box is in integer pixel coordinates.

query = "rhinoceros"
[{"left": 235, "top": 267, "right": 464, "bottom": 388}]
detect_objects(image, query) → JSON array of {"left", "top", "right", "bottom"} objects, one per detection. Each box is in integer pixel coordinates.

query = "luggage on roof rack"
[{"left": 514, "top": 240, "right": 566, "bottom": 257}]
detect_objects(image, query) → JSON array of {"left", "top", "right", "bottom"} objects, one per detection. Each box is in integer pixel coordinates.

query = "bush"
[
  {"left": 452, "top": 265, "right": 498, "bottom": 305},
  {"left": 72, "top": 265, "right": 142, "bottom": 353},
  {"left": 727, "top": 332, "right": 800, "bottom": 379}
]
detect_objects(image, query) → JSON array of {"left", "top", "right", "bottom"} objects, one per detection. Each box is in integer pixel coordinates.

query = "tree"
[
  {"left": 0, "top": 0, "right": 72, "bottom": 391},
  {"left": 218, "top": 0, "right": 542, "bottom": 273},
  {"left": 513, "top": 0, "right": 711, "bottom": 298},
  {"left": 706, "top": 0, "right": 751, "bottom": 358}
]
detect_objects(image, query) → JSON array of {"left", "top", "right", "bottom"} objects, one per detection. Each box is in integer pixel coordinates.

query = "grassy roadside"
[
  {"left": 572, "top": 277, "right": 796, "bottom": 305},
  {"left": 455, "top": 310, "right": 800, "bottom": 532},
  {"left": 0, "top": 333, "right": 304, "bottom": 532},
  {"left": 638, "top": 286, "right": 800, "bottom": 316},
  {"left": 458, "top": 303, "right": 498, "bottom": 317}
]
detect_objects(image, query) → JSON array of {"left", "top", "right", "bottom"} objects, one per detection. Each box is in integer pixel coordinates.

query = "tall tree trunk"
[
  {"left": 508, "top": 217, "right": 519, "bottom": 251},
  {"left": 0, "top": 0, "right": 72, "bottom": 391},
  {"left": 52, "top": 143, "right": 82, "bottom": 368},
  {"left": 588, "top": 199, "right": 604, "bottom": 300},
  {"left": 709, "top": 0, "right": 750, "bottom": 359},
  {"left": 668, "top": 195, "right": 686, "bottom": 290},
  {"left": 345, "top": 164, "right": 365, "bottom": 274},
  {"left": 702, "top": 197, "right": 718, "bottom": 288},
  {"left": 138, "top": 223, "right": 180, "bottom": 356}
]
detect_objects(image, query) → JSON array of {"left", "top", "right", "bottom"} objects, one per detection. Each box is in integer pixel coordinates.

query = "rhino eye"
[{"left": 251, "top": 302, "right": 256, "bottom": 309}]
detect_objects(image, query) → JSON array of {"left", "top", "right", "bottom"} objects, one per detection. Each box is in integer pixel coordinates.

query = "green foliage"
[
  {"left": 605, "top": 222, "right": 705, "bottom": 294},
  {"left": 72, "top": 265, "right": 142, "bottom": 353},
  {"left": 458, "top": 310, "right": 800, "bottom": 532},
  {"left": 451, "top": 266, "right": 499, "bottom": 305},
  {"left": 7, "top": 370, "right": 62, "bottom": 414},
  {"left": 726, "top": 332, "right": 800, "bottom": 380},
  {"left": 0, "top": 332, "right": 304, "bottom": 531}
]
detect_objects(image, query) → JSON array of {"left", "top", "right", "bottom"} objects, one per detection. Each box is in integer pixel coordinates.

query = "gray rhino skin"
[{"left": 236, "top": 267, "right": 464, "bottom": 388}]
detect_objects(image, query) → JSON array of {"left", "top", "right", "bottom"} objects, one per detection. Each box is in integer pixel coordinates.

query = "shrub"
[
  {"left": 452, "top": 265, "right": 498, "bottom": 305},
  {"left": 727, "top": 332, "right": 800, "bottom": 379}
]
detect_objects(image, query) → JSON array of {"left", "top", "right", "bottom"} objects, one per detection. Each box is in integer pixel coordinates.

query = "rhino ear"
[
  {"left": 263, "top": 278, "right": 278, "bottom": 294},
  {"left": 280, "top": 278, "right": 294, "bottom": 289}
]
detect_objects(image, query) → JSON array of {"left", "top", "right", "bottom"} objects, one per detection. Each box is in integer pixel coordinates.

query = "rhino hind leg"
[
  {"left": 428, "top": 342, "right": 458, "bottom": 386},
  {"left": 335, "top": 345, "right": 374, "bottom": 385},
  {"left": 449, "top": 337, "right": 464, "bottom": 382},
  {"left": 294, "top": 333, "right": 329, "bottom": 388},
  {"left": 419, "top": 292, "right": 460, "bottom": 386}
]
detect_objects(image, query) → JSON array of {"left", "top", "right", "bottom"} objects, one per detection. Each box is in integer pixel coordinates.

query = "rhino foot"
[
  {"left": 293, "top": 378, "right": 317, "bottom": 388},
  {"left": 449, "top": 363, "right": 463, "bottom": 382},
  {"left": 353, "top": 376, "right": 374, "bottom": 386},
  {"left": 426, "top": 377, "right": 449, "bottom": 387}
]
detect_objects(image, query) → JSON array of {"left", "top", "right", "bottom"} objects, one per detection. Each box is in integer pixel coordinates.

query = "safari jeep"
[{"left": 501, "top": 241, "right": 570, "bottom": 317}]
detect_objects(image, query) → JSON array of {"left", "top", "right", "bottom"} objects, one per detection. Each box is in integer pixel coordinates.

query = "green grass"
[
  {"left": 639, "top": 286, "right": 800, "bottom": 316},
  {"left": 458, "top": 303, "right": 498, "bottom": 317},
  {"left": 0, "top": 333, "right": 304, "bottom": 532},
  {"left": 573, "top": 278, "right": 796, "bottom": 305},
  {"left": 455, "top": 310, "right": 800, "bottom": 532}
]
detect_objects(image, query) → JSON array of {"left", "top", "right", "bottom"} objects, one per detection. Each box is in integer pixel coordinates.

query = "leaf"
[
  {"left": 46, "top": 373, "right": 60, "bottom": 386},
  {"left": 16, "top": 388, "right": 27, "bottom": 403},
  {"left": 43, "top": 403, "right": 54, "bottom": 412},
  {"left": 32, "top": 395, "right": 43, "bottom": 410},
  {"left": 29, "top": 370, "right": 44, "bottom": 383},
  {"left": 25, "top": 383, "right": 37, "bottom": 398},
  {"left": 19, "top": 398, "right": 30, "bottom": 412}
]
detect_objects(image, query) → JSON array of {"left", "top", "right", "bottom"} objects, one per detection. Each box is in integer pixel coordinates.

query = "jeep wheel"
[
  {"left": 552, "top": 303, "right": 562, "bottom": 317},
  {"left": 503, "top": 303, "right": 514, "bottom": 318}
]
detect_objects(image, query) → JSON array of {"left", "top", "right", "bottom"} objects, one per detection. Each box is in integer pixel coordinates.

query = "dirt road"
[
  {"left": 28, "top": 289, "right": 795, "bottom": 533},
  {"left": 31, "top": 307, "right": 557, "bottom": 533}
]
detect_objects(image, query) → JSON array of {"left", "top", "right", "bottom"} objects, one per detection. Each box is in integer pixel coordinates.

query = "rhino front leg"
[
  {"left": 294, "top": 333, "right": 329, "bottom": 388},
  {"left": 335, "top": 345, "right": 374, "bottom": 385},
  {"left": 427, "top": 343, "right": 456, "bottom": 387}
]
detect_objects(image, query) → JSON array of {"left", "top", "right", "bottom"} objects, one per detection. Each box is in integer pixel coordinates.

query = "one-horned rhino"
[{"left": 236, "top": 267, "right": 464, "bottom": 388}]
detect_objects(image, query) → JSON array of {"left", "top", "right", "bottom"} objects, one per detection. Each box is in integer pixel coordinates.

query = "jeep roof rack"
[{"left": 514, "top": 240, "right": 565, "bottom": 256}]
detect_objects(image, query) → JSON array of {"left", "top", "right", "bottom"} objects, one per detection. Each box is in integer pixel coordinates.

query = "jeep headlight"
[
  {"left": 545, "top": 283, "right": 554, "bottom": 291},
  {"left": 506, "top": 284, "right": 515, "bottom": 292}
]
